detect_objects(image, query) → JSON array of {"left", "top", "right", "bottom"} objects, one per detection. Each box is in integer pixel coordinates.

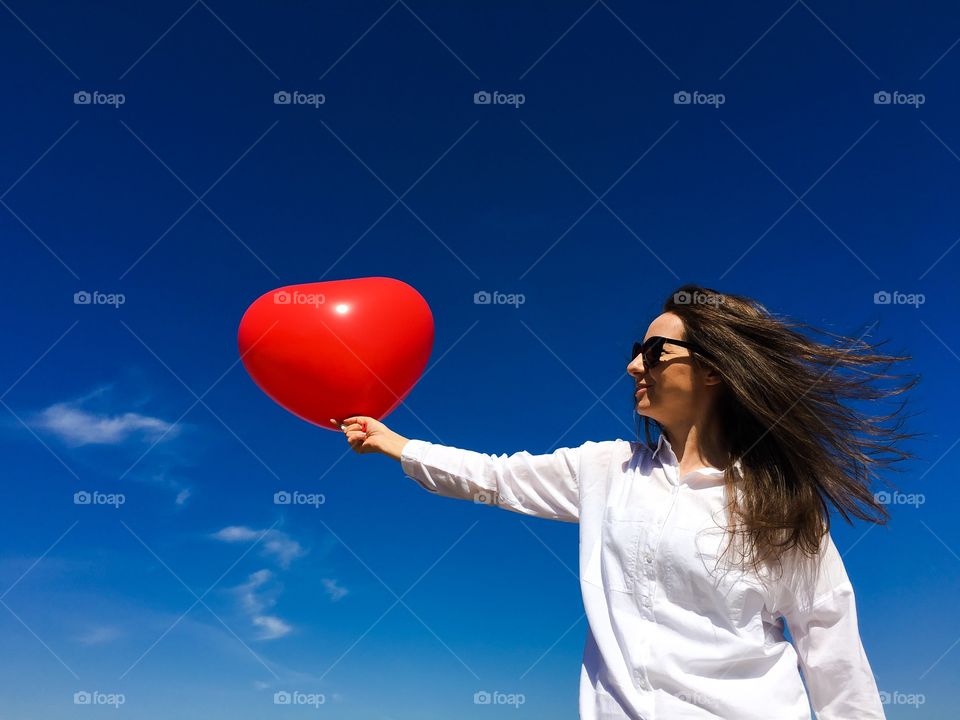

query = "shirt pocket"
[
  {"left": 601, "top": 506, "right": 649, "bottom": 594},
  {"left": 660, "top": 524, "right": 756, "bottom": 630}
]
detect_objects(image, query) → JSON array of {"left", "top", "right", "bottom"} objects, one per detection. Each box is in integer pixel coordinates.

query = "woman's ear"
[{"left": 701, "top": 364, "right": 724, "bottom": 387}]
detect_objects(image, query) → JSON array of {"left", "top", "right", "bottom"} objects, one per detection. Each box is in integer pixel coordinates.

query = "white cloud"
[
  {"left": 212, "top": 526, "right": 304, "bottom": 568},
  {"left": 252, "top": 615, "right": 292, "bottom": 640},
  {"left": 144, "top": 469, "right": 192, "bottom": 507},
  {"left": 214, "top": 526, "right": 261, "bottom": 542},
  {"left": 321, "top": 578, "right": 348, "bottom": 602},
  {"left": 215, "top": 527, "right": 306, "bottom": 641},
  {"left": 232, "top": 569, "right": 293, "bottom": 641},
  {"left": 32, "top": 401, "right": 178, "bottom": 446},
  {"left": 24, "top": 390, "right": 190, "bottom": 505},
  {"left": 262, "top": 535, "right": 305, "bottom": 568},
  {"left": 74, "top": 625, "right": 122, "bottom": 646},
  {"left": 236, "top": 568, "right": 274, "bottom": 614}
]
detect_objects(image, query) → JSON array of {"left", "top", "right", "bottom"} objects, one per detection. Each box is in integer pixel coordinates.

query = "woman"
[{"left": 337, "top": 284, "right": 918, "bottom": 719}]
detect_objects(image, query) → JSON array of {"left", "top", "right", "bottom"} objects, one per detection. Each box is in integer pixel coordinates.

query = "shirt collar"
[
  {"left": 652, "top": 432, "right": 669, "bottom": 464},
  {"left": 653, "top": 433, "right": 741, "bottom": 488}
]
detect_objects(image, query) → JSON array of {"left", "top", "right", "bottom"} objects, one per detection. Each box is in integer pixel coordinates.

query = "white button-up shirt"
[{"left": 400, "top": 433, "right": 885, "bottom": 719}]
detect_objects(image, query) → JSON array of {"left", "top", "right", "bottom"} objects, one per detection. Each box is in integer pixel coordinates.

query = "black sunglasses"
[{"left": 631, "top": 336, "right": 712, "bottom": 369}]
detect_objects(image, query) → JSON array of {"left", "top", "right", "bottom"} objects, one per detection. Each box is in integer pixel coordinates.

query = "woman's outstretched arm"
[{"left": 337, "top": 416, "right": 583, "bottom": 523}]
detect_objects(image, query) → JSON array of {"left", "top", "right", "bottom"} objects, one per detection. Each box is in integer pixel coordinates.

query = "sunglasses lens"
[
  {"left": 646, "top": 338, "right": 665, "bottom": 368},
  {"left": 632, "top": 339, "right": 662, "bottom": 367}
]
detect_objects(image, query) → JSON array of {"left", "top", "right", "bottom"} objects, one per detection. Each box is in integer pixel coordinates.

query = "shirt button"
[{"left": 645, "top": 554, "right": 653, "bottom": 563}]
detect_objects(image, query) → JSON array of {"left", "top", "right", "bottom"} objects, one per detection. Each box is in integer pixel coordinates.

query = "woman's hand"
[{"left": 334, "top": 416, "right": 410, "bottom": 460}]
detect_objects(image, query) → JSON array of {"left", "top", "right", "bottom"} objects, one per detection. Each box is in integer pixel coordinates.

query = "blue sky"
[{"left": 1, "top": 1, "right": 958, "bottom": 718}]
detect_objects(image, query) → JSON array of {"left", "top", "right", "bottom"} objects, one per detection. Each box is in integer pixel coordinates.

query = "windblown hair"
[{"left": 635, "top": 284, "right": 921, "bottom": 576}]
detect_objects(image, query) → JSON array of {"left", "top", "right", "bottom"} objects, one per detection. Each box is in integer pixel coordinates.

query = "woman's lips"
[{"left": 635, "top": 386, "right": 650, "bottom": 397}]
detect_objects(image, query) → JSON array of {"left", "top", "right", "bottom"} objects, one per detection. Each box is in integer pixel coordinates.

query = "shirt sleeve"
[
  {"left": 399, "top": 438, "right": 588, "bottom": 523},
  {"left": 774, "top": 531, "right": 886, "bottom": 719}
]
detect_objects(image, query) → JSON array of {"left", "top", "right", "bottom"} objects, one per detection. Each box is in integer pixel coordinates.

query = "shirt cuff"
[{"left": 400, "top": 439, "right": 439, "bottom": 493}]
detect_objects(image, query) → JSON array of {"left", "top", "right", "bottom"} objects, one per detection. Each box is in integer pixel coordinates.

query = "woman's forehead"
[{"left": 645, "top": 312, "right": 684, "bottom": 340}]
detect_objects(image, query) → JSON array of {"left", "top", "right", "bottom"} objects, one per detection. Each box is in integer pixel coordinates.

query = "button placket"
[
  {"left": 647, "top": 483, "right": 679, "bottom": 613},
  {"left": 641, "top": 544, "right": 655, "bottom": 608},
  {"left": 633, "top": 482, "right": 678, "bottom": 696}
]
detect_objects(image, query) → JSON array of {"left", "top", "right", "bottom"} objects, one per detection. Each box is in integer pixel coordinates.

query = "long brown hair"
[{"left": 635, "top": 284, "right": 922, "bottom": 575}]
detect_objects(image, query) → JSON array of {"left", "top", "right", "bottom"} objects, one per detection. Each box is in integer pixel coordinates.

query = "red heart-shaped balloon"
[{"left": 238, "top": 277, "right": 433, "bottom": 430}]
